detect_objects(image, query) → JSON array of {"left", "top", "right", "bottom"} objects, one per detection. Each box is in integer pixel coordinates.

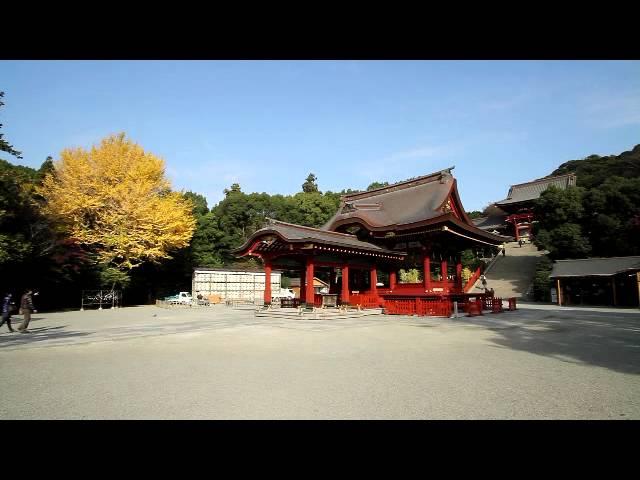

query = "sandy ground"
[{"left": 0, "top": 304, "right": 638, "bottom": 419}]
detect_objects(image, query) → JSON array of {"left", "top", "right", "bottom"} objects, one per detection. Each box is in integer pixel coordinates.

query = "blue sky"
[{"left": 1, "top": 60, "right": 639, "bottom": 211}]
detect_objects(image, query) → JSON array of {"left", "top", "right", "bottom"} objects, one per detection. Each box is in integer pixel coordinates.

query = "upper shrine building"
[
  {"left": 473, "top": 173, "right": 577, "bottom": 240},
  {"left": 234, "top": 168, "right": 508, "bottom": 308}
]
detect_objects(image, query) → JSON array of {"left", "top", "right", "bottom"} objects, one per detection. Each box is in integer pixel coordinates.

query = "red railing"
[
  {"left": 380, "top": 280, "right": 460, "bottom": 296},
  {"left": 482, "top": 296, "right": 503, "bottom": 311},
  {"left": 348, "top": 292, "right": 383, "bottom": 309},
  {"left": 463, "top": 267, "right": 482, "bottom": 293},
  {"left": 384, "top": 298, "right": 452, "bottom": 317},
  {"left": 384, "top": 298, "right": 416, "bottom": 315}
]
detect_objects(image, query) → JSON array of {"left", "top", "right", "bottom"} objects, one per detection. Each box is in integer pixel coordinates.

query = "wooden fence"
[{"left": 384, "top": 298, "right": 452, "bottom": 317}]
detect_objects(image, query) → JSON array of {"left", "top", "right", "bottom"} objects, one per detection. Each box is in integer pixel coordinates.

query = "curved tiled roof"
[
  {"left": 473, "top": 215, "right": 507, "bottom": 230},
  {"left": 550, "top": 256, "right": 640, "bottom": 278},
  {"left": 495, "top": 173, "right": 577, "bottom": 206},
  {"left": 322, "top": 169, "right": 467, "bottom": 231},
  {"left": 232, "top": 219, "right": 405, "bottom": 256}
]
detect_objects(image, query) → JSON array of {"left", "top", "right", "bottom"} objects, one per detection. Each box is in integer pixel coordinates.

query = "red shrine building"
[
  {"left": 233, "top": 168, "right": 507, "bottom": 311},
  {"left": 474, "top": 173, "right": 577, "bottom": 241}
]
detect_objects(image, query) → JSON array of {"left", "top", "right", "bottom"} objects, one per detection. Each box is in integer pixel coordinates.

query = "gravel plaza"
[{"left": 0, "top": 303, "right": 639, "bottom": 419}]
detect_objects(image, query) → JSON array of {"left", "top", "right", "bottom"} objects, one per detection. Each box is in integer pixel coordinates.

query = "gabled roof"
[
  {"left": 232, "top": 219, "right": 404, "bottom": 257},
  {"left": 550, "top": 256, "right": 640, "bottom": 278},
  {"left": 472, "top": 215, "right": 507, "bottom": 230},
  {"left": 495, "top": 173, "right": 577, "bottom": 206},
  {"left": 322, "top": 168, "right": 474, "bottom": 231}
]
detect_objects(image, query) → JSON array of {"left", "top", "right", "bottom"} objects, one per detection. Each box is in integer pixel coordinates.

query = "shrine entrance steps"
[
  {"left": 255, "top": 306, "right": 385, "bottom": 320},
  {"left": 472, "top": 241, "right": 545, "bottom": 299}
]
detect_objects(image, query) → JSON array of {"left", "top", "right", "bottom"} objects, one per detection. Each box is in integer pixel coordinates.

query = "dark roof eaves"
[
  {"left": 508, "top": 173, "right": 576, "bottom": 190},
  {"left": 232, "top": 225, "right": 404, "bottom": 256}
]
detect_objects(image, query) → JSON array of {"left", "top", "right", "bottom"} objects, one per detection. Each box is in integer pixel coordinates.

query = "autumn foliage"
[{"left": 39, "top": 133, "right": 196, "bottom": 269}]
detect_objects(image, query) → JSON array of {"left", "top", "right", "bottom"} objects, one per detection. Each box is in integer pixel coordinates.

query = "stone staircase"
[{"left": 472, "top": 241, "right": 544, "bottom": 299}]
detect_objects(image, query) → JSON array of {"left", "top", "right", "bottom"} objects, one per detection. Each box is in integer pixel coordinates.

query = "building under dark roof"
[
  {"left": 475, "top": 173, "right": 578, "bottom": 241},
  {"left": 495, "top": 173, "right": 577, "bottom": 209},
  {"left": 233, "top": 167, "right": 507, "bottom": 308},
  {"left": 233, "top": 219, "right": 406, "bottom": 260},
  {"left": 549, "top": 256, "right": 640, "bottom": 307},
  {"left": 550, "top": 256, "right": 640, "bottom": 278},
  {"left": 322, "top": 168, "right": 507, "bottom": 245},
  {"left": 472, "top": 214, "right": 510, "bottom": 233}
]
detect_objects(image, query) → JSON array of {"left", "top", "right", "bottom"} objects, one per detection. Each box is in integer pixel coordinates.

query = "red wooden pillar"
[
  {"left": 305, "top": 256, "right": 315, "bottom": 307},
  {"left": 341, "top": 265, "right": 350, "bottom": 304},
  {"left": 264, "top": 259, "right": 272, "bottom": 305},
  {"left": 370, "top": 266, "right": 378, "bottom": 294},
  {"left": 456, "top": 262, "right": 463, "bottom": 291},
  {"left": 299, "top": 268, "right": 306, "bottom": 302},
  {"left": 423, "top": 254, "right": 431, "bottom": 291},
  {"left": 389, "top": 270, "right": 397, "bottom": 290},
  {"left": 514, "top": 222, "right": 520, "bottom": 241},
  {"left": 441, "top": 260, "right": 448, "bottom": 284}
]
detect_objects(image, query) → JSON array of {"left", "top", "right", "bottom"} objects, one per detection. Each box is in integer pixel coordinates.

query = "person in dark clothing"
[
  {"left": 17, "top": 289, "right": 37, "bottom": 333},
  {"left": 502, "top": 247, "right": 506, "bottom": 257},
  {"left": 1, "top": 293, "right": 16, "bottom": 332}
]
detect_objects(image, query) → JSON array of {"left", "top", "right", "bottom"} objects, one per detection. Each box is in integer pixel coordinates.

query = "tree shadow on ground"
[
  {"left": 452, "top": 310, "right": 640, "bottom": 375},
  {"left": 0, "top": 326, "right": 93, "bottom": 349}
]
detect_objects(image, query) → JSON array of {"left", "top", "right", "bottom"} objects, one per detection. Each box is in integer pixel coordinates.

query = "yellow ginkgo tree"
[{"left": 39, "top": 133, "right": 196, "bottom": 272}]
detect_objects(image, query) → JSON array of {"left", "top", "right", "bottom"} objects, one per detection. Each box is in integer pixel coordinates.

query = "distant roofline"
[
  {"left": 508, "top": 173, "right": 576, "bottom": 190},
  {"left": 341, "top": 167, "right": 455, "bottom": 202}
]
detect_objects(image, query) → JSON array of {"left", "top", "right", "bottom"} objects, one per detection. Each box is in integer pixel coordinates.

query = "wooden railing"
[
  {"left": 384, "top": 298, "right": 452, "bottom": 317},
  {"left": 348, "top": 292, "right": 383, "bottom": 309},
  {"left": 379, "top": 280, "right": 460, "bottom": 296}
]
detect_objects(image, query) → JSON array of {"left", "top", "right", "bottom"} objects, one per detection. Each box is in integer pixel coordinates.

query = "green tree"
[
  {"left": 581, "top": 176, "right": 640, "bottom": 256},
  {"left": 399, "top": 268, "right": 421, "bottom": 283},
  {"left": 460, "top": 249, "right": 483, "bottom": 271},
  {"left": 223, "top": 183, "right": 242, "bottom": 196},
  {"left": 466, "top": 210, "right": 483, "bottom": 219},
  {"left": 552, "top": 144, "right": 640, "bottom": 190},
  {"left": 302, "top": 173, "right": 319, "bottom": 193},
  {"left": 535, "top": 144, "right": 640, "bottom": 259},
  {"left": 287, "top": 192, "right": 337, "bottom": 227},
  {"left": 536, "top": 223, "right": 591, "bottom": 259},
  {"left": 534, "top": 185, "right": 585, "bottom": 229},
  {"left": 367, "top": 181, "right": 389, "bottom": 191},
  {"left": 532, "top": 256, "right": 553, "bottom": 302},
  {"left": 0, "top": 92, "right": 22, "bottom": 160}
]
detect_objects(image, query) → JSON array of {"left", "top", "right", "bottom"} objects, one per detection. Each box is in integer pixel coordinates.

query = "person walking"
[
  {"left": 480, "top": 274, "right": 487, "bottom": 290},
  {"left": 502, "top": 247, "right": 506, "bottom": 257},
  {"left": 17, "top": 289, "right": 37, "bottom": 333},
  {"left": 1, "top": 292, "right": 16, "bottom": 332}
]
